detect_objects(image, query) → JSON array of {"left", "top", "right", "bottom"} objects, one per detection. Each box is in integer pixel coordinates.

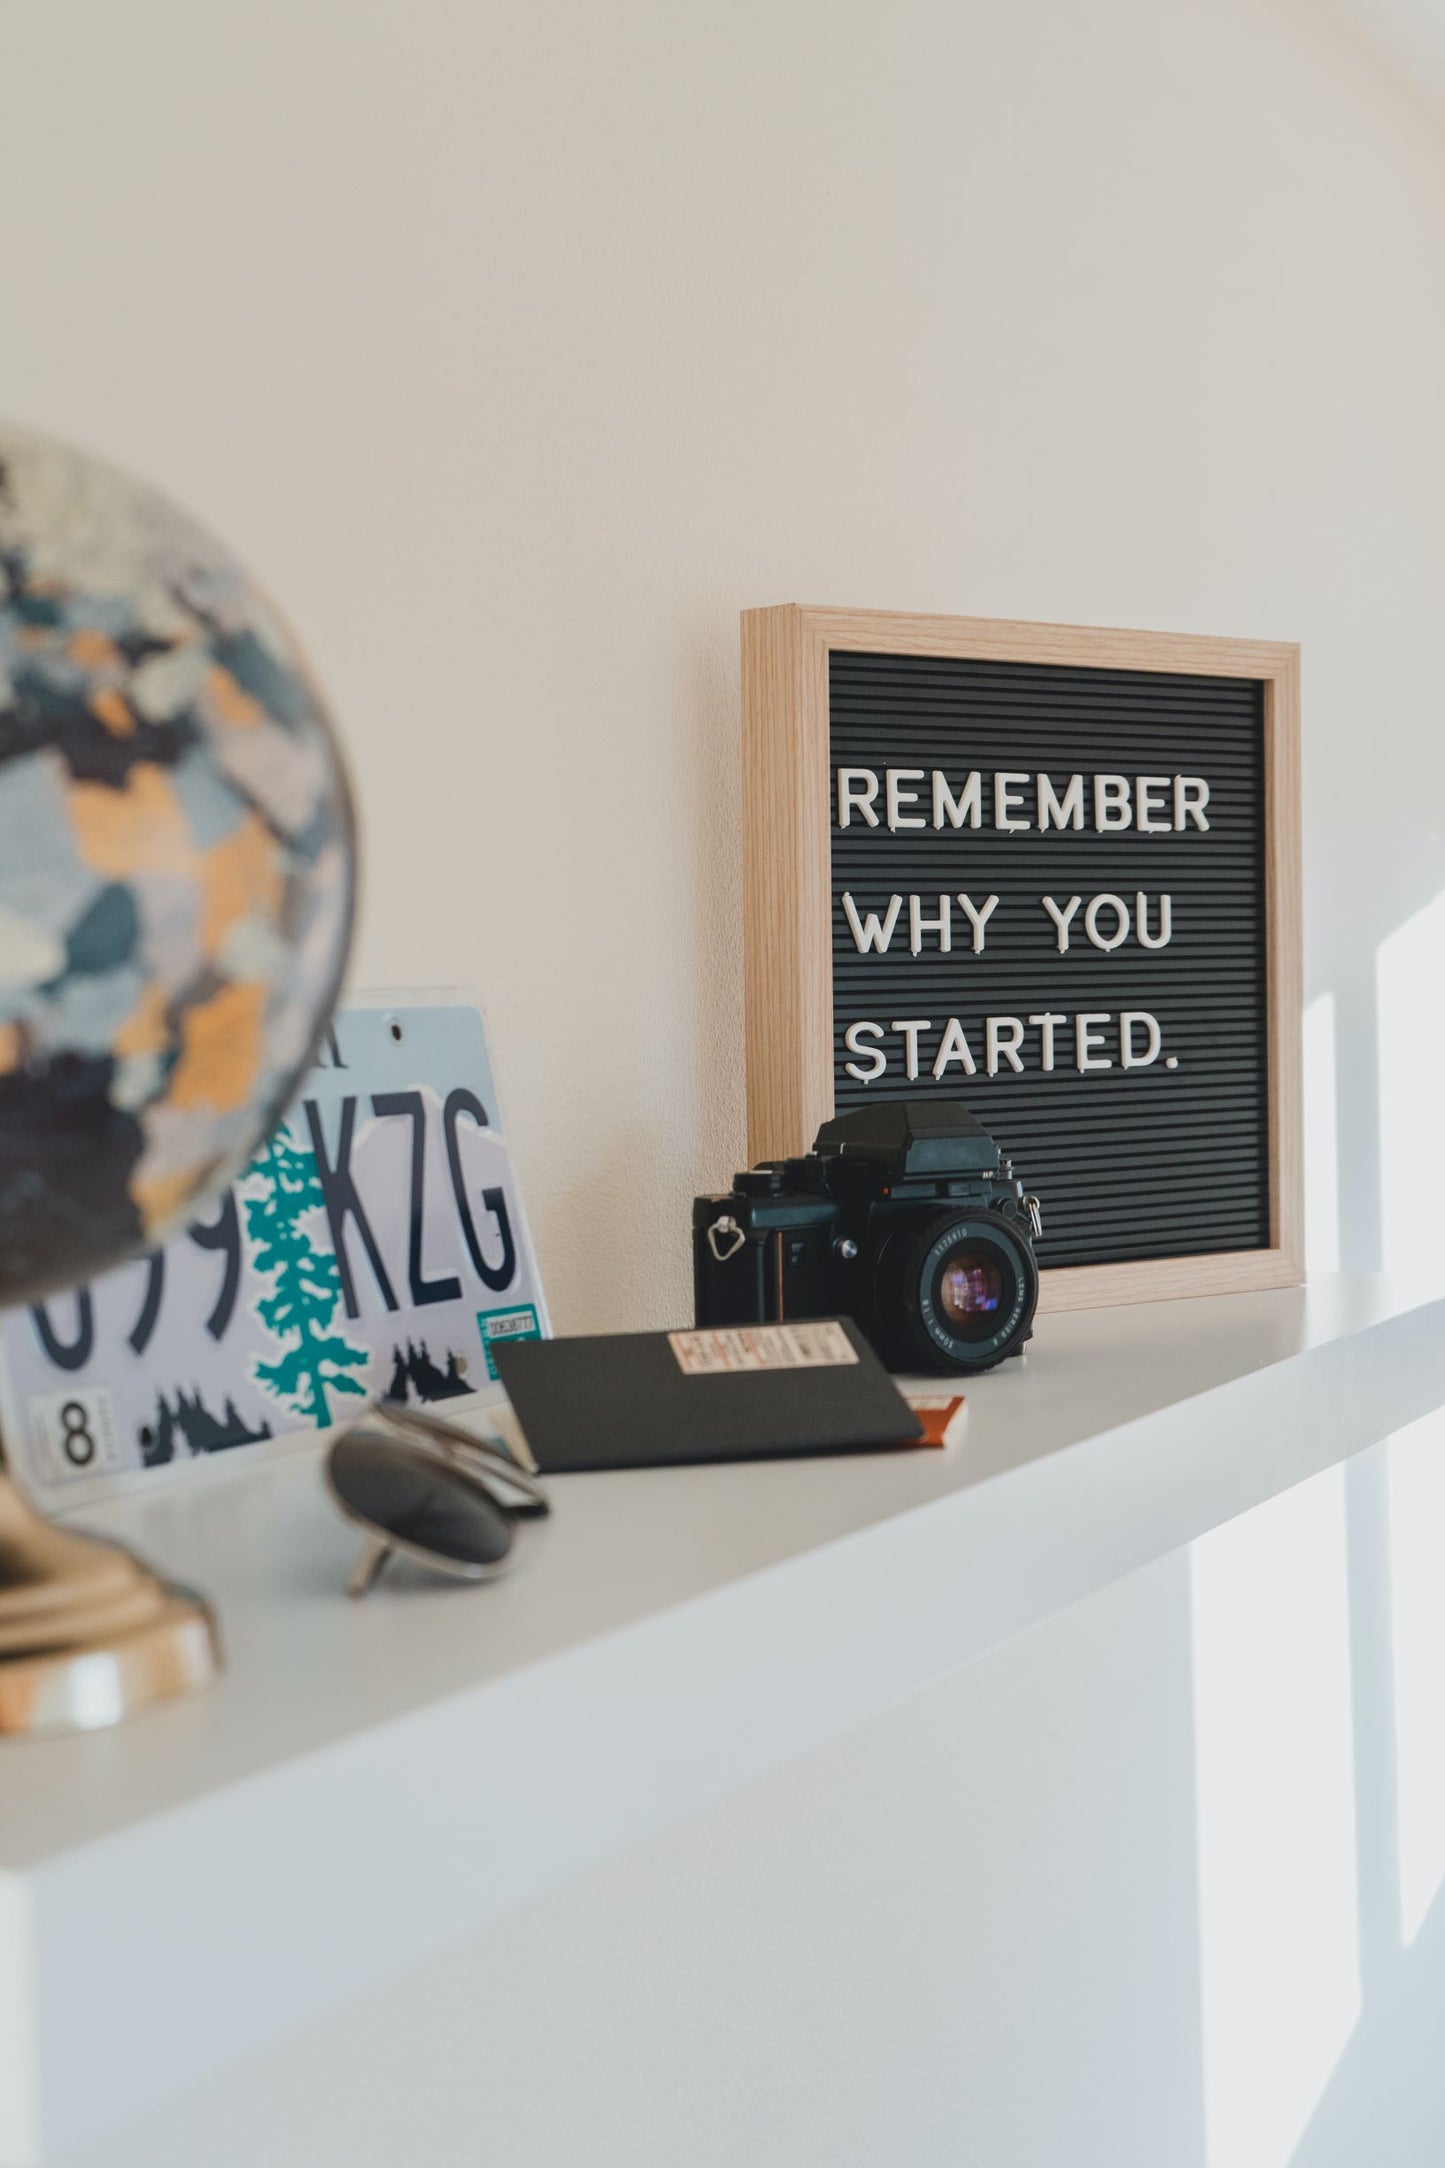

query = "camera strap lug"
[
  {"left": 706, "top": 1214, "right": 747, "bottom": 1263},
  {"left": 1024, "top": 1194, "right": 1043, "bottom": 1238}
]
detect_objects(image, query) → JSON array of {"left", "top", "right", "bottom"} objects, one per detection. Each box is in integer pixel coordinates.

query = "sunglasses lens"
[{"left": 329, "top": 1433, "right": 515, "bottom": 1571}]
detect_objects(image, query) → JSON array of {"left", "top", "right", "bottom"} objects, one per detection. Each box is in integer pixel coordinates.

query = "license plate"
[{"left": 0, "top": 991, "right": 549, "bottom": 1505}]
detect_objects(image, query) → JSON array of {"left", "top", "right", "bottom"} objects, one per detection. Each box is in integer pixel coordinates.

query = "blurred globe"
[{"left": 0, "top": 424, "right": 355, "bottom": 1305}]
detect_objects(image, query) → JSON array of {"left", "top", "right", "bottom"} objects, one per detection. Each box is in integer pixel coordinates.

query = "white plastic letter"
[
  {"left": 994, "top": 772, "right": 1030, "bottom": 831},
  {"left": 932, "top": 770, "right": 982, "bottom": 830},
  {"left": 1136, "top": 776, "right": 1170, "bottom": 832},
  {"left": 1084, "top": 893, "right": 1130, "bottom": 952},
  {"left": 1042, "top": 894, "right": 1082, "bottom": 953},
  {"left": 885, "top": 769, "right": 926, "bottom": 830},
  {"left": 1120, "top": 1012, "right": 1162, "bottom": 1069},
  {"left": 1174, "top": 776, "right": 1211, "bottom": 832},
  {"left": 892, "top": 1019, "right": 932, "bottom": 1082},
  {"left": 986, "top": 1016, "right": 1026, "bottom": 1075},
  {"left": 1076, "top": 1013, "right": 1113, "bottom": 1072},
  {"left": 1038, "top": 773, "right": 1084, "bottom": 830},
  {"left": 841, "top": 892, "right": 903, "bottom": 954},
  {"left": 843, "top": 1021, "right": 887, "bottom": 1082},
  {"left": 837, "top": 769, "right": 879, "bottom": 829},
  {"left": 956, "top": 893, "right": 1000, "bottom": 954},
  {"left": 932, "top": 1017, "right": 977, "bottom": 1078},
  {"left": 1136, "top": 892, "right": 1173, "bottom": 949},
  {"left": 909, "top": 894, "right": 952, "bottom": 955},
  {"left": 1029, "top": 1012, "right": 1066, "bottom": 1073},
  {"left": 1094, "top": 775, "right": 1133, "bottom": 831}
]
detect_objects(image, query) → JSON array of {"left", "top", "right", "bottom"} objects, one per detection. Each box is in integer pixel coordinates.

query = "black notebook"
[{"left": 492, "top": 1318, "right": 924, "bottom": 1473}]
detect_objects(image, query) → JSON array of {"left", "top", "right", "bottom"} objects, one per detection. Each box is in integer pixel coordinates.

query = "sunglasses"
[{"left": 325, "top": 1401, "right": 551, "bottom": 1598}]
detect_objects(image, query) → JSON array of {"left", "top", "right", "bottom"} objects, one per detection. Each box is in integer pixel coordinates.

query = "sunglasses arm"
[{"left": 346, "top": 1534, "right": 394, "bottom": 1601}]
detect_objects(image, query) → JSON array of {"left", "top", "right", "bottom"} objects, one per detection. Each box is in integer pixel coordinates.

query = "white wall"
[
  {"left": 1319, "top": 0, "right": 1445, "bottom": 122},
  {"left": 1, "top": 0, "right": 1442, "bottom": 1331}
]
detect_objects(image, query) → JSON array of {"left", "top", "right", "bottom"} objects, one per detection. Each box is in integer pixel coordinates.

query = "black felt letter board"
[{"left": 828, "top": 652, "right": 1267, "bottom": 1271}]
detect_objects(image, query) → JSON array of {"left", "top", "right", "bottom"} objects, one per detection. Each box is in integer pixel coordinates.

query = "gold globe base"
[{"left": 0, "top": 1471, "right": 219, "bottom": 1738}]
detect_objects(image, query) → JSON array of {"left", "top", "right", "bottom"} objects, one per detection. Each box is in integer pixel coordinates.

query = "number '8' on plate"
[{"left": 28, "top": 1386, "right": 123, "bottom": 1483}]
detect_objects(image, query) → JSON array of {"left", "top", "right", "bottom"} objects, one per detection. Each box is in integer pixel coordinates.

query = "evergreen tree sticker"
[{"left": 245, "top": 1124, "right": 370, "bottom": 1427}]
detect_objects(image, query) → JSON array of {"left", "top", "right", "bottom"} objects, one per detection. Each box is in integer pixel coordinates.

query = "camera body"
[{"left": 693, "top": 1101, "right": 1041, "bottom": 1374}]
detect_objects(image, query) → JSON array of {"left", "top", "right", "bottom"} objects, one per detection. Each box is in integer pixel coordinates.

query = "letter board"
[{"left": 741, "top": 607, "right": 1302, "bottom": 1310}]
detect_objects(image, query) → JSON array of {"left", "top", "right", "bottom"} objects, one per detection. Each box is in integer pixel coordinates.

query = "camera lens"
[
  {"left": 936, "top": 1246, "right": 1005, "bottom": 1335},
  {"left": 869, "top": 1210, "right": 1038, "bottom": 1373}
]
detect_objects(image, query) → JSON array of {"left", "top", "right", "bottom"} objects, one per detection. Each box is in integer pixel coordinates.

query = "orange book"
[{"left": 903, "top": 1391, "right": 968, "bottom": 1448}]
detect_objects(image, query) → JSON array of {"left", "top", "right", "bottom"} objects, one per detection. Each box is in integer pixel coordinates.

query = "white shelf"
[{"left": 3, "top": 1273, "right": 1444, "bottom": 2166}]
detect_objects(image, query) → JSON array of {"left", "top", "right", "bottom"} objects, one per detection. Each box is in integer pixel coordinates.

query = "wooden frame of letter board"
[{"left": 740, "top": 606, "right": 1303, "bottom": 1312}]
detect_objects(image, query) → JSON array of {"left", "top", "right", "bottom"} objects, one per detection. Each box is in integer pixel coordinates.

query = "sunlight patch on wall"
[
  {"left": 1303, "top": 990, "right": 1340, "bottom": 1272},
  {"left": 1377, "top": 891, "right": 1445, "bottom": 1283},
  {"left": 1387, "top": 1406, "right": 1445, "bottom": 1942},
  {"left": 1191, "top": 1465, "right": 1360, "bottom": 2168}
]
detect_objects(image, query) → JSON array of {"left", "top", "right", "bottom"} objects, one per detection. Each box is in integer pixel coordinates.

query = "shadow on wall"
[
  {"left": 527, "top": 605, "right": 744, "bottom": 1336},
  {"left": 1187, "top": 1406, "right": 1445, "bottom": 2168},
  {"left": 683, "top": 604, "right": 747, "bottom": 1202},
  {"left": 1308, "top": 854, "right": 1445, "bottom": 1284}
]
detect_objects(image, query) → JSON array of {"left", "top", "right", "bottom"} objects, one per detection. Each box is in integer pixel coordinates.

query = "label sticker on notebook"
[
  {"left": 476, "top": 1303, "right": 543, "bottom": 1380},
  {"left": 668, "top": 1322, "right": 859, "bottom": 1375}
]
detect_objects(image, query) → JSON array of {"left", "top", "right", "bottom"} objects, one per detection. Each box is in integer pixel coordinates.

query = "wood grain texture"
[
  {"left": 791, "top": 605, "right": 1296, "bottom": 682},
  {"left": 741, "top": 607, "right": 833, "bottom": 1166},
  {"left": 1036, "top": 1247, "right": 1300, "bottom": 1314},
  {"left": 1263, "top": 647, "right": 1305, "bottom": 1282},
  {"left": 740, "top": 604, "right": 1305, "bottom": 1309}
]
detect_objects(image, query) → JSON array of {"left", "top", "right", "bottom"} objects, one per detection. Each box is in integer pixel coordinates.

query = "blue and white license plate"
[{"left": 0, "top": 991, "right": 549, "bottom": 1506}]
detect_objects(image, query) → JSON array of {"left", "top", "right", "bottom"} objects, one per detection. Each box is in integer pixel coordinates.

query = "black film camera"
[{"left": 692, "top": 1101, "right": 1041, "bottom": 1374}]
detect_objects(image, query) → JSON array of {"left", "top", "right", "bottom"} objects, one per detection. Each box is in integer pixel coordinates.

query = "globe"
[{"left": 0, "top": 423, "right": 356, "bottom": 1307}]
